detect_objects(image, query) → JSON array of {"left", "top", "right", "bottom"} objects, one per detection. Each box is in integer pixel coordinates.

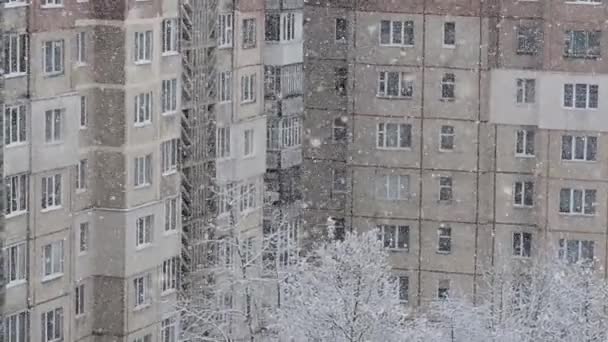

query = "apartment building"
[
  {"left": 303, "top": 0, "right": 608, "bottom": 307},
  {"left": 3, "top": 2, "right": 182, "bottom": 342}
]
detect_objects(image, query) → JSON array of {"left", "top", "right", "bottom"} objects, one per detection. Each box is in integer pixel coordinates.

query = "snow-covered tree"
[
  {"left": 419, "top": 257, "right": 608, "bottom": 342},
  {"left": 277, "top": 230, "right": 409, "bottom": 342}
]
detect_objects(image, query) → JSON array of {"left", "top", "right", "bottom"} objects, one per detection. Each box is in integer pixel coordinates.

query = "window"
[
  {"left": 4, "top": 311, "right": 27, "bottom": 342},
  {"left": 377, "top": 123, "right": 411, "bottom": 149},
  {"left": 161, "top": 316, "right": 178, "bottom": 342},
  {"left": 133, "top": 273, "right": 152, "bottom": 308},
  {"left": 80, "top": 96, "right": 87, "bottom": 128},
  {"left": 4, "top": 104, "right": 26, "bottom": 145},
  {"left": 134, "top": 92, "right": 152, "bottom": 124},
  {"left": 215, "top": 293, "right": 233, "bottom": 322},
  {"left": 397, "top": 276, "right": 409, "bottom": 303},
  {"left": 282, "top": 13, "right": 296, "bottom": 41},
  {"left": 134, "top": 155, "right": 152, "bottom": 187},
  {"left": 517, "top": 26, "right": 540, "bottom": 55},
  {"left": 133, "top": 334, "right": 152, "bottom": 342},
  {"left": 219, "top": 14, "right": 233, "bottom": 47},
  {"left": 563, "top": 83, "right": 598, "bottom": 109},
  {"left": 513, "top": 232, "right": 532, "bottom": 257},
  {"left": 162, "top": 19, "right": 178, "bottom": 53},
  {"left": 5, "top": 243, "right": 26, "bottom": 284},
  {"left": 377, "top": 71, "right": 413, "bottom": 98},
  {"left": 44, "top": 109, "right": 62, "bottom": 143},
  {"left": 218, "top": 183, "right": 235, "bottom": 215},
  {"left": 76, "top": 31, "right": 86, "bottom": 64},
  {"left": 241, "top": 74, "right": 256, "bottom": 103},
  {"left": 265, "top": 13, "right": 281, "bottom": 41},
  {"left": 441, "top": 73, "right": 455, "bottom": 99},
  {"left": 376, "top": 174, "right": 409, "bottom": 200},
  {"left": 41, "top": 0, "right": 62, "bottom": 6},
  {"left": 267, "top": 117, "right": 302, "bottom": 149},
  {"left": 438, "top": 279, "right": 450, "bottom": 300},
  {"left": 333, "top": 117, "right": 348, "bottom": 142},
  {"left": 240, "top": 183, "right": 257, "bottom": 212},
  {"left": 42, "top": 240, "right": 64, "bottom": 278},
  {"left": 564, "top": 30, "right": 601, "bottom": 58},
  {"left": 244, "top": 129, "right": 254, "bottom": 157},
  {"left": 559, "top": 239, "right": 594, "bottom": 264},
  {"left": 79, "top": 222, "right": 89, "bottom": 253},
  {"left": 75, "top": 284, "right": 85, "bottom": 316},
  {"left": 559, "top": 188, "right": 596, "bottom": 215},
  {"left": 165, "top": 197, "right": 178, "bottom": 232},
  {"left": 134, "top": 31, "right": 152, "bottom": 63},
  {"left": 380, "top": 20, "right": 414, "bottom": 46},
  {"left": 443, "top": 22, "right": 455, "bottom": 46},
  {"left": 514, "top": 181, "right": 534, "bottom": 207},
  {"left": 161, "top": 79, "right": 178, "bottom": 114},
  {"left": 242, "top": 18, "right": 256, "bottom": 48},
  {"left": 161, "top": 139, "right": 178, "bottom": 174},
  {"left": 439, "top": 176, "right": 453, "bottom": 201},
  {"left": 41, "top": 308, "right": 63, "bottom": 342},
  {"left": 43, "top": 40, "right": 64, "bottom": 74},
  {"left": 161, "top": 257, "right": 179, "bottom": 293},
  {"left": 437, "top": 226, "right": 451, "bottom": 253},
  {"left": 4, "top": 33, "right": 27, "bottom": 76},
  {"left": 516, "top": 79, "right": 535, "bottom": 104},
  {"left": 41, "top": 174, "right": 62, "bottom": 210},
  {"left": 217, "top": 239, "right": 234, "bottom": 269},
  {"left": 6, "top": 174, "right": 27, "bottom": 215},
  {"left": 136, "top": 215, "right": 153, "bottom": 247},
  {"left": 516, "top": 129, "right": 535, "bottom": 156},
  {"left": 216, "top": 127, "right": 231, "bottom": 158},
  {"left": 331, "top": 217, "right": 345, "bottom": 241},
  {"left": 335, "top": 17, "right": 348, "bottom": 42},
  {"left": 76, "top": 159, "right": 87, "bottom": 191},
  {"left": 335, "top": 67, "right": 348, "bottom": 96},
  {"left": 561, "top": 135, "right": 597, "bottom": 161},
  {"left": 377, "top": 225, "right": 409, "bottom": 250},
  {"left": 439, "top": 125, "right": 454, "bottom": 150},
  {"left": 218, "top": 71, "right": 232, "bottom": 102},
  {"left": 332, "top": 168, "right": 347, "bottom": 193}
]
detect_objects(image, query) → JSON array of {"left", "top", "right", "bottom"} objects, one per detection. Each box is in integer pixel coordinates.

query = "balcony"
[
  {"left": 267, "top": 146, "right": 302, "bottom": 170},
  {"left": 265, "top": 0, "right": 303, "bottom": 10}
]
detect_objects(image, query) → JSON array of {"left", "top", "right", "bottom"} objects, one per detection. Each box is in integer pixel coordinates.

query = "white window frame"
[
  {"left": 42, "top": 40, "right": 64, "bottom": 75},
  {"left": 42, "top": 240, "right": 64, "bottom": 280},
  {"left": 244, "top": 129, "right": 254, "bottom": 157},
  {"left": 76, "top": 159, "right": 87, "bottom": 192},
  {"left": 165, "top": 197, "right": 178, "bottom": 232},
  {"left": 242, "top": 18, "right": 257, "bottom": 48},
  {"left": 439, "top": 125, "right": 455, "bottom": 151},
  {"left": 377, "top": 71, "right": 413, "bottom": 98},
  {"left": 44, "top": 109, "right": 62, "bottom": 143},
  {"left": 161, "top": 315, "right": 178, "bottom": 342},
  {"left": 564, "top": 30, "right": 601, "bottom": 58},
  {"left": 241, "top": 74, "right": 256, "bottom": 103},
  {"left": 133, "top": 334, "right": 152, "bottom": 342},
  {"left": 6, "top": 174, "right": 27, "bottom": 216},
  {"left": 513, "top": 181, "right": 534, "bottom": 207},
  {"left": 398, "top": 275, "right": 409, "bottom": 303},
  {"left": 161, "top": 257, "right": 179, "bottom": 294},
  {"left": 218, "top": 71, "right": 232, "bottom": 103},
  {"left": 4, "top": 242, "right": 26, "bottom": 285},
  {"left": 281, "top": 12, "right": 296, "bottom": 41},
  {"left": 79, "top": 222, "right": 89, "bottom": 254},
  {"left": 561, "top": 135, "right": 597, "bottom": 161},
  {"left": 75, "top": 283, "right": 85, "bottom": 316},
  {"left": 161, "top": 78, "right": 178, "bottom": 114},
  {"left": 76, "top": 31, "right": 86, "bottom": 65},
  {"left": 4, "top": 311, "right": 28, "bottom": 342},
  {"left": 162, "top": 19, "right": 178, "bottom": 54},
  {"left": 135, "top": 215, "right": 154, "bottom": 248},
  {"left": 559, "top": 188, "right": 596, "bottom": 215},
  {"left": 379, "top": 20, "right": 414, "bottom": 46},
  {"left": 513, "top": 232, "right": 532, "bottom": 258},
  {"left": 439, "top": 176, "right": 453, "bottom": 202},
  {"left": 218, "top": 13, "right": 233, "bottom": 48},
  {"left": 218, "top": 183, "right": 235, "bottom": 216},
  {"left": 80, "top": 95, "right": 87, "bottom": 129},
  {"left": 376, "top": 174, "right": 409, "bottom": 201},
  {"left": 133, "top": 273, "right": 152, "bottom": 308},
  {"left": 161, "top": 139, "right": 178, "bottom": 175},
  {"left": 4, "top": 104, "right": 27, "bottom": 146},
  {"left": 437, "top": 226, "right": 451, "bottom": 254},
  {"left": 443, "top": 22, "right": 456, "bottom": 47},
  {"left": 376, "top": 123, "right": 411, "bottom": 149},
  {"left": 563, "top": 83, "right": 599, "bottom": 109},
  {"left": 41, "top": 174, "right": 62, "bottom": 210},
  {"left": 516, "top": 78, "right": 535, "bottom": 104},
  {"left": 239, "top": 182, "right": 257, "bottom": 212},
  {"left": 558, "top": 238, "right": 595, "bottom": 264},
  {"left": 441, "top": 73, "right": 455, "bottom": 99},
  {"left": 41, "top": 0, "right": 62, "bottom": 7},
  {"left": 134, "top": 31, "right": 153, "bottom": 64},
  {"left": 377, "top": 224, "right": 409, "bottom": 250},
  {"left": 3, "top": 33, "right": 27, "bottom": 76},
  {"left": 267, "top": 116, "right": 302, "bottom": 150},
  {"left": 515, "top": 129, "right": 535, "bottom": 157},
  {"left": 134, "top": 154, "right": 152, "bottom": 187},
  {"left": 216, "top": 126, "right": 231, "bottom": 159},
  {"left": 134, "top": 92, "right": 152, "bottom": 125},
  {"left": 41, "top": 308, "right": 63, "bottom": 342}
]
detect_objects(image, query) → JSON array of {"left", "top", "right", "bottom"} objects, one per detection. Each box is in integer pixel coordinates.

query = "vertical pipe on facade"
[
  {"left": 416, "top": 0, "right": 427, "bottom": 307},
  {"left": 25, "top": 1, "right": 34, "bottom": 312},
  {"left": 349, "top": 0, "right": 357, "bottom": 234},
  {"left": 490, "top": 1, "right": 501, "bottom": 270}
]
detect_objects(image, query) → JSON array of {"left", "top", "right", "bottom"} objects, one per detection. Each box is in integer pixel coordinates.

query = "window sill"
[
  {"left": 561, "top": 159, "right": 597, "bottom": 163},
  {"left": 516, "top": 50, "right": 538, "bottom": 56},
  {"left": 43, "top": 71, "right": 64, "bottom": 78},
  {"left": 79, "top": 125, "right": 87, "bottom": 130},
  {"left": 387, "top": 248, "right": 409, "bottom": 253},
  {"left": 41, "top": 206, "right": 62, "bottom": 213},
  {"left": 163, "top": 229, "right": 179, "bottom": 236},
  {"left": 162, "top": 170, "right": 178, "bottom": 177},
  {"left": 78, "top": 250, "right": 88, "bottom": 256},
  {"left": 133, "top": 303, "right": 151, "bottom": 312},
  {"left": 243, "top": 154, "right": 256, "bottom": 159},
  {"left": 513, "top": 204, "right": 534, "bottom": 209},
  {"left": 75, "top": 313, "right": 86, "bottom": 320},
  {"left": 5, "top": 141, "right": 28, "bottom": 149},
  {"left": 40, "top": 4, "right": 64, "bottom": 8},
  {"left": 376, "top": 147, "right": 412, "bottom": 151},
  {"left": 134, "top": 122, "right": 152, "bottom": 128},
  {"left": 135, "top": 243, "right": 153, "bottom": 251},
  {"left": 376, "top": 95, "right": 413, "bottom": 100},
  {"left": 4, "top": 2, "right": 28, "bottom": 8},
  {"left": 4, "top": 72, "right": 27, "bottom": 79},
  {"left": 438, "top": 148, "right": 455, "bottom": 153},
  {"left": 6, "top": 279, "right": 27, "bottom": 289},
  {"left": 161, "top": 288, "right": 177, "bottom": 297},
  {"left": 438, "top": 200, "right": 453, "bottom": 204},
  {"left": 559, "top": 212, "right": 596, "bottom": 218},
  {"left": 44, "top": 140, "right": 64, "bottom": 146},
  {"left": 41, "top": 273, "right": 64, "bottom": 283},
  {"left": 379, "top": 44, "right": 414, "bottom": 48},
  {"left": 134, "top": 184, "right": 151, "bottom": 190},
  {"left": 76, "top": 188, "right": 87, "bottom": 194},
  {"left": 241, "top": 100, "right": 256, "bottom": 105},
  {"left": 563, "top": 106, "right": 598, "bottom": 111},
  {"left": 161, "top": 111, "right": 177, "bottom": 116},
  {"left": 74, "top": 62, "right": 88, "bottom": 68},
  {"left": 515, "top": 153, "right": 535, "bottom": 159},
  {"left": 161, "top": 51, "right": 179, "bottom": 57},
  {"left": 436, "top": 250, "right": 451, "bottom": 255},
  {"left": 442, "top": 44, "right": 456, "bottom": 49},
  {"left": 565, "top": 1, "right": 602, "bottom": 4},
  {"left": 218, "top": 45, "right": 233, "bottom": 50},
  {"left": 563, "top": 54, "right": 600, "bottom": 60},
  {"left": 439, "top": 97, "right": 455, "bottom": 102},
  {"left": 5, "top": 210, "right": 27, "bottom": 219},
  {"left": 134, "top": 60, "right": 152, "bottom": 66},
  {"left": 242, "top": 45, "right": 257, "bottom": 50}
]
